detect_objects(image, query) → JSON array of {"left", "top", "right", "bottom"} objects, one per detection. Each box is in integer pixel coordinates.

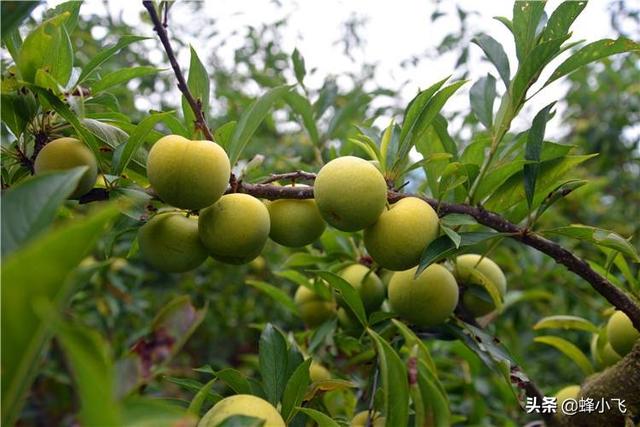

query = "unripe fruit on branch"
[
  {"left": 591, "top": 333, "right": 622, "bottom": 369},
  {"left": 455, "top": 254, "right": 507, "bottom": 317},
  {"left": 138, "top": 212, "right": 207, "bottom": 273},
  {"left": 314, "top": 156, "right": 387, "bottom": 231},
  {"left": 34, "top": 137, "right": 97, "bottom": 198},
  {"left": 364, "top": 197, "right": 439, "bottom": 271},
  {"left": 197, "top": 394, "right": 285, "bottom": 427},
  {"left": 607, "top": 310, "right": 640, "bottom": 356},
  {"left": 198, "top": 194, "right": 270, "bottom": 264},
  {"left": 388, "top": 264, "right": 459, "bottom": 327},
  {"left": 147, "top": 135, "right": 230, "bottom": 210},
  {"left": 350, "top": 410, "right": 386, "bottom": 427},
  {"left": 554, "top": 385, "right": 580, "bottom": 406},
  {"left": 294, "top": 286, "right": 336, "bottom": 328},
  {"left": 267, "top": 184, "right": 326, "bottom": 247},
  {"left": 309, "top": 362, "right": 331, "bottom": 382},
  {"left": 339, "top": 264, "right": 385, "bottom": 313}
]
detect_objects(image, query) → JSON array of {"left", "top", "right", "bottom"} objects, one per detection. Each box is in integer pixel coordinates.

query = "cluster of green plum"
[{"left": 296, "top": 253, "right": 507, "bottom": 331}]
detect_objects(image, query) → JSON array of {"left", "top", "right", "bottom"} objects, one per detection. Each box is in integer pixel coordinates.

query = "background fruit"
[
  {"left": 364, "top": 197, "right": 439, "bottom": 271},
  {"left": 607, "top": 310, "right": 640, "bottom": 356},
  {"left": 309, "top": 362, "right": 331, "bottom": 382},
  {"left": 198, "top": 394, "right": 285, "bottom": 427},
  {"left": 34, "top": 137, "right": 97, "bottom": 198},
  {"left": 351, "top": 410, "right": 386, "bottom": 427},
  {"left": 340, "top": 264, "right": 385, "bottom": 313},
  {"left": 554, "top": 385, "right": 580, "bottom": 406},
  {"left": 455, "top": 254, "right": 507, "bottom": 317},
  {"left": 267, "top": 184, "right": 326, "bottom": 247},
  {"left": 314, "top": 156, "right": 387, "bottom": 231},
  {"left": 147, "top": 135, "right": 230, "bottom": 210},
  {"left": 388, "top": 264, "right": 459, "bottom": 327},
  {"left": 199, "top": 194, "right": 270, "bottom": 264},
  {"left": 138, "top": 212, "right": 207, "bottom": 273},
  {"left": 294, "top": 286, "right": 335, "bottom": 328}
]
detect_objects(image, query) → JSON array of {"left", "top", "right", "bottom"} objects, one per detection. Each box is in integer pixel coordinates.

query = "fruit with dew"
[
  {"left": 314, "top": 156, "right": 387, "bottom": 231},
  {"left": 607, "top": 310, "right": 640, "bottom": 356},
  {"left": 147, "top": 134, "right": 230, "bottom": 210},
  {"left": 554, "top": 385, "right": 581, "bottom": 406},
  {"left": 34, "top": 137, "right": 98, "bottom": 198},
  {"left": 309, "top": 362, "right": 331, "bottom": 382},
  {"left": 455, "top": 254, "right": 507, "bottom": 317},
  {"left": 364, "top": 197, "right": 439, "bottom": 271},
  {"left": 138, "top": 212, "right": 208, "bottom": 273},
  {"left": 267, "top": 184, "right": 326, "bottom": 247},
  {"left": 294, "top": 285, "right": 336, "bottom": 328},
  {"left": 198, "top": 394, "right": 285, "bottom": 427},
  {"left": 351, "top": 410, "right": 386, "bottom": 427},
  {"left": 388, "top": 264, "right": 459, "bottom": 327},
  {"left": 199, "top": 194, "right": 270, "bottom": 264},
  {"left": 340, "top": 264, "right": 385, "bottom": 313}
]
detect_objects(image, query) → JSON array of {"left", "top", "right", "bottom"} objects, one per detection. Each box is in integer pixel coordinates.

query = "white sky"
[{"left": 39, "top": 0, "right": 629, "bottom": 138}]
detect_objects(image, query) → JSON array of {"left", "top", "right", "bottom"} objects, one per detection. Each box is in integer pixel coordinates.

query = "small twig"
[
  {"left": 258, "top": 170, "right": 317, "bottom": 184},
  {"left": 366, "top": 364, "right": 379, "bottom": 427},
  {"left": 142, "top": 1, "right": 214, "bottom": 142}
]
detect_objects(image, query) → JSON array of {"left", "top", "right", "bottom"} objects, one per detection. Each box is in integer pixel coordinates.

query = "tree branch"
[{"left": 142, "top": 1, "right": 214, "bottom": 141}]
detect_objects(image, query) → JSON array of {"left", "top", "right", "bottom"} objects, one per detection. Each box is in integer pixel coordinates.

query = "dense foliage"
[{"left": 1, "top": 1, "right": 640, "bottom": 426}]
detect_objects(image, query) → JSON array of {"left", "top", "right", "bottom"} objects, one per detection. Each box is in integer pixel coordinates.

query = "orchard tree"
[{"left": 1, "top": 1, "right": 640, "bottom": 426}]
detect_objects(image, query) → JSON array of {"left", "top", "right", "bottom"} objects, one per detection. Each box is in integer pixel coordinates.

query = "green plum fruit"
[
  {"left": 339, "top": 264, "right": 385, "bottom": 313},
  {"left": 388, "top": 264, "right": 459, "bottom": 327},
  {"left": 147, "top": 134, "right": 230, "bottom": 210},
  {"left": 314, "top": 156, "right": 387, "bottom": 231},
  {"left": 607, "top": 310, "right": 640, "bottom": 356},
  {"left": 138, "top": 212, "right": 207, "bottom": 273},
  {"left": 267, "top": 184, "right": 326, "bottom": 247},
  {"left": 198, "top": 193, "right": 270, "bottom": 264},
  {"left": 555, "top": 385, "right": 580, "bottom": 406},
  {"left": 455, "top": 254, "right": 507, "bottom": 317},
  {"left": 198, "top": 394, "right": 285, "bottom": 427},
  {"left": 351, "top": 410, "right": 386, "bottom": 427},
  {"left": 294, "top": 285, "right": 336, "bottom": 328},
  {"left": 309, "top": 362, "right": 332, "bottom": 382},
  {"left": 34, "top": 137, "right": 98, "bottom": 198},
  {"left": 364, "top": 197, "right": 439, "bottom": 271}
]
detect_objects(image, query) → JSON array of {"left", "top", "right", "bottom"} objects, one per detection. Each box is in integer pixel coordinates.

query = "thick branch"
[
  {"left": 229, "top": 181, "right": 640, "bottom": 330},
  {"left": 142, "top": 1, "right": 214, "bottom": 141}
]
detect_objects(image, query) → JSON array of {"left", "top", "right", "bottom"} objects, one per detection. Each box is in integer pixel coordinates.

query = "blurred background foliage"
[{"left": 1, "top": 1, "right": 639, "bottom": 426}]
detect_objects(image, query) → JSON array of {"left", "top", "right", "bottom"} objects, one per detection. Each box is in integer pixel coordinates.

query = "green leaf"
[
  {"left": 187, "top": 379, "right": 216, "bottom": 417},
  {"left": 440, "top": 213, "right": 477, "bottom": 227},
  {"left": 214, "top": 121, "right": 237, "bottom": 150},
  {"left": 315, "top": 270, "right": 367, "bottom": 327},
  {"left": 297, "top": 408, "right": 340, "bottom": 427},
  {"left": 213, "top": 368, "right": 252, "bottom": 394},
  {"left": 533, "top": 315, "right": 598, "bottom": 333},
  {"left": 121, "top": 397, "right": 197, "bottom": 427},
  {"left": 26, "top": 85, "right": 101, "bottom": 158},
  {"left": 543, "top": 225, "right": 640, "bottom": 263},
  {"left": 474, "top": 160, "right": 529, "bottom": 202},
  {"left": 291, "top": 48, "right": 306, "bottom": 86},
  {"left": 281, "top": 359, "right": 311, "bottom": 422},
  {"left": 46, "top": 1, "right": 82, "bottom": 34},
  {"left": 545, "top": 38, "right": 640, "bottom": 86},
  {"left": 182, "top": 46, "right": 210, "bottom": 134},
  {"left": 216, "top": 416, "right": 265, "bottom": 427},
  {"left": 151, "top": 295, "right": 208, "bottom": 360},
  {"left": 469, "top": 74, "right": 496, "bottom": 129},
  {"left": 539, "top": 1, "right": 587, "bottom": 42},
  {"left": 524, "top": 102, "right": 555, "bottom": 209},
  {"left": 534, "top": 179, "right": 587, "bottom": 220},
  {"left": 391, "top": 319, "right": 438, "bottom": 377},
  {"left": 534, "top": 336, "right": 594, "bottom": 375},
  {"left": 1, "top": 2, "right": 38, "bottom": 41},
  {"left": 91, "top": 66, "right": 163, "bottom": 93},
  {"left": 18, "top": 12, "right": 73, "bottom": 85},
  {"left": 228, "top": 85, "right": 291, "bottom": 165},
  {"left": 327, "top": 92, "right": 371, "bottom": 139},
  {"left": 416, "top": 232, "right": 507, "bottom": 277},
  {"left": 368, "top": 329, "right": 409, "bottom": 427},
  {"left": 1, "top": 205, "right": 119, "bottom": 426},
  {"left": 441, "top": 225, "right": 461, "bottom": 249},
  {"left": 1, "top": 168, "right": 86, "bottom": 257},
  {"left": 112, "top": 111, "right": 173, "bottom": 175},
  {"left": 471, "top": 35, "right": 511, "bottom": 87},
  {"left": 259, "top": 323, "right": 288, "bottom": 405},
  {"left": 512, "top": 0, "right": 547, "bottom": 61},
  {"left": 416, "top": 359, "right": 450, "bottom": 427},
  {"left": 51, "top": 315, "right": 121, "bottom": 426},
  {"left": 246, "top": 280, "right": 299, "bottom": 316},
  {"left": 399, "top": 77, "right": 450, "bottom": 147},
  {"left": 284, "top": 91, "right": 319, "bottom": 145},
  {"left": 1, "top": 92, "right": 37, "bottom": 137},
  {"left": 82, "top": 118, "right": 129, "bottom": 146},
  {"left": 77, "top": 35, "right": 148, "bottom": 86}
]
